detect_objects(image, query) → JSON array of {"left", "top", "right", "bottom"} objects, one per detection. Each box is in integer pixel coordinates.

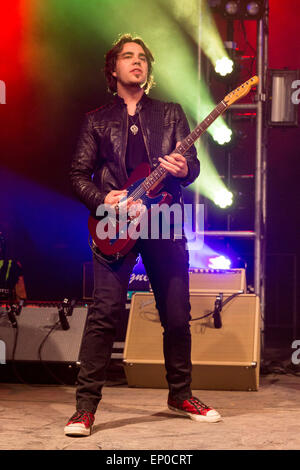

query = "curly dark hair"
[{"left": 104, "top": 34, "right": 155, "bottom": 94}]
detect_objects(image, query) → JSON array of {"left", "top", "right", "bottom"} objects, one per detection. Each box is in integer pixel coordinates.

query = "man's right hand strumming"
[
  {"left": 104, "top": 190, "right": 129, "bottom": 209},
  {"left": 104, "top": 190, "right": 142, "bottom": 213}
]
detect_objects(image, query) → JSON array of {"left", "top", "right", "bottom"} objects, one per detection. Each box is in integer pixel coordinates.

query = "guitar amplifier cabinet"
[
  {"left": 123, "top": 292, "right": 261, "bottom": 391},
  {"left": 0, "top": 303, "right": 131, "bottom": 363},
  {"left": 188, "top": 268, "right": 247, "bottom": 293},
  {"left": 0, "top": 305, "right": 88, "bottom": 363}
]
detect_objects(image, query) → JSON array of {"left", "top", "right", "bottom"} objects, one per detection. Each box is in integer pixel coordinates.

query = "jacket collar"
[{"left": 113, "top": 92, "right": 151, "bottom": 111}]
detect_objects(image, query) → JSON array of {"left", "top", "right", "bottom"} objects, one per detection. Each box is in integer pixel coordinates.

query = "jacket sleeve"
[
  {"left": 69, "top": 113, "right": 106, "bottom": 213},
  {"left": 173, "top": 103, "right": 200, "bottom": 187}
]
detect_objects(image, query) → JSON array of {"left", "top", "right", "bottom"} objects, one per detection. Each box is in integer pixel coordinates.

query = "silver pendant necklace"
[{"left": 129, "top": 114, "right": 139, "bottom": 135}]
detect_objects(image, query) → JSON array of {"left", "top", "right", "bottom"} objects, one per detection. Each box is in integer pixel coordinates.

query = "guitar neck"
[
  {"left": 175, "top": 100, "right": 227, "bottom": 156},
  {"left": 141, "top": 75, "right": 259, "bottom": 193},
  {"left": 142, "top": 100, "right": 228, "bottom": 192}
]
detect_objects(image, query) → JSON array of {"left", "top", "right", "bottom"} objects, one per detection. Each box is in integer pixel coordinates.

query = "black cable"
[
  {"left": 190, "top": 291, "right": 242, "bottom": 323},
  {"left": 37, "top": 319, "right": 68, "bottom": 385},
  {"left": 37, "top": 319, "right": 60, "bottom": 360},
  {"left": 11, "top": 318, "right": 19, "bottom": 360},
  {"left": 240, "top": 20, "right": 257, "bottom": 77}
]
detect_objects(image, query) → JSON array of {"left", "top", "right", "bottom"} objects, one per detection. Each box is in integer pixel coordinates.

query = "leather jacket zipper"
[
  {"left": 139, "top": 113, "right": 152, "bottom": 166},
  {"left": 121, "top": 110, "right": 129, "bottom": 180}
]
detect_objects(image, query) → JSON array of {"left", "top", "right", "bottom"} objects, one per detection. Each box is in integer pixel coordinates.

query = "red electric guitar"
[{"left": 88, "top": 75, "right": 259, "bottom": 258}]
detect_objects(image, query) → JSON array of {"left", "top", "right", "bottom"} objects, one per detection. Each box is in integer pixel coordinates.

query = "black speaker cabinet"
[{"left": 123, "top": 292, "right": 261, "bottom": 391}]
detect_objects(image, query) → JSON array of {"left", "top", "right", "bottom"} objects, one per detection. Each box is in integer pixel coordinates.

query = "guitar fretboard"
[{"left": 142, "top": 100, "right": 227, "bottom": 192}]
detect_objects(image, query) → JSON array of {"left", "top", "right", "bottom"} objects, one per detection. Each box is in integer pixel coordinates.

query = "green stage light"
[
  {"left": 213, "top": 44, "right": 240, "bottom": 83},
  {"left": 215, "top": 56, "right": 234, "bottom": 77},
  {"left": 213, "top": 188, "right": 234, "bottom": 209},
  {"left": 190, "top": 141, "right": 232, "bottom": 205},
  {"left": 199, "top": 0, "right": 232, "bottom": 72},
  {"left": 212, "top": 125, "right": 233, "bottom": 145},
  {"left": 160, "top": 0, "right": 230, "bottom": 71}
]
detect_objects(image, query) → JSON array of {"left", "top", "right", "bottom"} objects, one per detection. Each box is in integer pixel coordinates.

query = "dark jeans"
[{"left": 76, "top": 237, "right": 192, "bottom": 413}]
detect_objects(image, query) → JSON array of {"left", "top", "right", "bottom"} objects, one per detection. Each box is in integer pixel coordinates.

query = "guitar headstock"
[{"left": 224, "top": 76, "right": 259, "bottom": 106}]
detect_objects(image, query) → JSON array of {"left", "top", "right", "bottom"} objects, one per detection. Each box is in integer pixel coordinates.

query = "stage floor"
[{"left": 0, "top": 371, "right": 299, "bottom": 451}]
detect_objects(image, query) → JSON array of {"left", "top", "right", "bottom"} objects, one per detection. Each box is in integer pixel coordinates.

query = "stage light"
[
  {"left": 213, "top": 189, "right": 234, "bottom": 209},
  {"left": 210, "top": 0, "right": 242, "bottom": 19},
  {"left": 246, "top": 1, "right": 259, "bottom": 15},
  {"left": 215, "top": 56, "right": 234, "bottom": 77},
  {"left": 212, "top": 125, "right": 233, "bottom": 145},
  {"left": 224, "top": 1, "right": 239, "bottom": 16},
  {"left": 213, "top": 42, "right": 240, "bottom": 83},
  {"left": 208, "top": 255, "right": 232, "bottom": 270},
  {"left": 208, "top": 0, "right": 266, "bottom": 20},
  {"left": 199, "top": 0, "right": 233, "bottom": 76},
  {"left": 244, "top": 0, "right": 265, "bottom": 19},
  {"left": 190, "top": 141, "right": 234, "bottom": 208}
]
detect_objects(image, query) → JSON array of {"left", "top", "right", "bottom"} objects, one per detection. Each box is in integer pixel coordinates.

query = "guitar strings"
[{"left": 127, "top": 164, "right": 166, "bottom": 202}]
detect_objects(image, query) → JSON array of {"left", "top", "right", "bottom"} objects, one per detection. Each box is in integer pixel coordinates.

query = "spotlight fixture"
[
  {"left": 224, "top": 0, "right": 240, "bottom": 18},
  {"left": 244, "top": 1, "right": 265, "bottom": 19},
  {"left": 208, "top": 0, "right": 266, "bottom": 20},
  {"left": 213, "top": 189, "right": 234, "bottom": 209}
]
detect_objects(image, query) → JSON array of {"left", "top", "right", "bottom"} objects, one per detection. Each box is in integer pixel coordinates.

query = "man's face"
[{"left": 112, "top": 41, "right": 148, "bottom": 90}]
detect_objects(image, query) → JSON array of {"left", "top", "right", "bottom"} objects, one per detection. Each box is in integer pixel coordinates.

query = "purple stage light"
[{"left": 208, "top": 255, "right": 232, "bottom": 270}]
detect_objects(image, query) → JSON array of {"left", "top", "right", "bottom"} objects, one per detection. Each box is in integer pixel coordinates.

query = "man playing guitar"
[{"left": 64, "top": 34, "right": 221, "bottom": 436}]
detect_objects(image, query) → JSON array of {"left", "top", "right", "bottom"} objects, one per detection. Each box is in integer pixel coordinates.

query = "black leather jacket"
[{"left": 70, "top": 93, "right": 200, "bottom": 215}]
